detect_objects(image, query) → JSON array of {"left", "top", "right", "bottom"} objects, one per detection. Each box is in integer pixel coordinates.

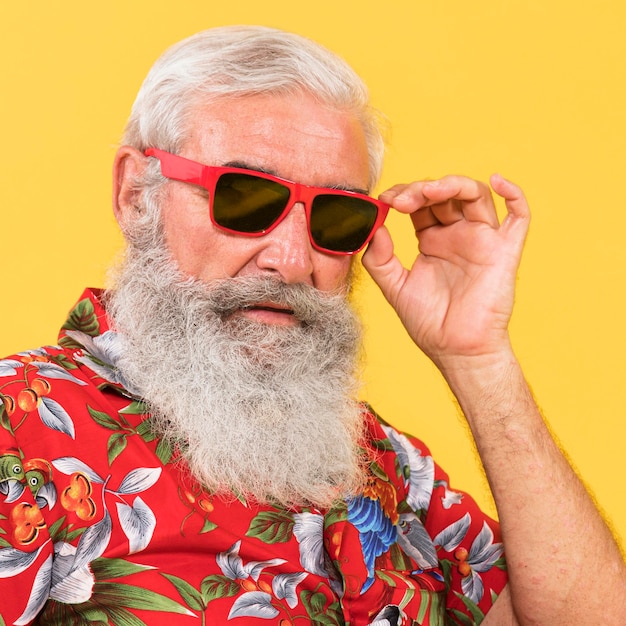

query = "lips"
[
  {"left": 237, "top": 301, "right": 298, "bottom": 326},
  {"left": 243, "top": 302, "right": 295, "bottom": 316}
]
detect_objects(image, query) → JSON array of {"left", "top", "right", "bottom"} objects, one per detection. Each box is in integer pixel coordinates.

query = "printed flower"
[
  {"left": 214, "top": 541, "right": 289, "bottom": 620},
  {"left": 380, "top": 426, "right": 434, "bottom": 512},
  {"left": 65, "top": 329, "right": 138, "bottom": 392},
  {"left": 433, "top": 514, "right": 504, "bottom": 603},
  {"left": 60, "top": 472, "right": 97, "bottom": 520},
  {"left": 293, "top": 511, "right": 326, "bottom": 577},
  {"left": 11, "top": 502, "right": 46, "bottom": 545},
  {"left": 439, "top": 481, "right": 463, "bottom": 510}
]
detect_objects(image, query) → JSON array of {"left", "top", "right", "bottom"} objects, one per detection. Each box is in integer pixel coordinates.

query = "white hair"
[{"left": 122, "top": 25, "right": 386, "bottom": 188}]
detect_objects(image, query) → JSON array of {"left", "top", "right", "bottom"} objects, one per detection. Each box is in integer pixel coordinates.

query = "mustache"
[{"left": 204, "top": 276, "right": 348, "bottom": 326}]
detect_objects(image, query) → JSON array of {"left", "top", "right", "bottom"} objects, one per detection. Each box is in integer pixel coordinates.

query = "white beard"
[{"left": 106, "top": 202, "right": 367, "bottom": 509}]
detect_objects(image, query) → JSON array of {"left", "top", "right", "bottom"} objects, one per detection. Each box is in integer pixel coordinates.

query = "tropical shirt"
[{"left": 0, "top": 289, "right": 507, "bottom": 625}]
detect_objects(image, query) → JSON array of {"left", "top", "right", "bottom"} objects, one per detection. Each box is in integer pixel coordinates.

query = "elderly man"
[{"left": 0, "top": 25, "right": 623, "bottom": 625}]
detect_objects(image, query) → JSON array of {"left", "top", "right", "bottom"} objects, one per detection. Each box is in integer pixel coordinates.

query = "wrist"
[{"left": 435, "top": 346, "right": 531, "bottom": 421}]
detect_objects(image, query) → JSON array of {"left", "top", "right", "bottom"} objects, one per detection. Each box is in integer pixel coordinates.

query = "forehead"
[{"left": 181, "top": 92, "right": 371, "bottom": 189}]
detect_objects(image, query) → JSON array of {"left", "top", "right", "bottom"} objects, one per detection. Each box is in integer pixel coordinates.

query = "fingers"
[
  {"left": 380, "top": 175, "right": 500, "bottom": 232},
  {"left": 490, "top": 173, "right": 531, "bottom": 223}
]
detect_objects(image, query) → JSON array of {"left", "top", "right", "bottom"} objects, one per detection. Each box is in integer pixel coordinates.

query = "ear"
[{"left": 112, "top": 145, "right": 151, "bottom": 230}]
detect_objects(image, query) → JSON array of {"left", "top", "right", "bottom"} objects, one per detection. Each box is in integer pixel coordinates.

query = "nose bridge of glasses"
[{"left": 276, "top": 179, "right": 311, "bottom": 232}]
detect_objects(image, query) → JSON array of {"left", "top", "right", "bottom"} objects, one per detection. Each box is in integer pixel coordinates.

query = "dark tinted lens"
[
  {"left": 310, "top": 195, "right": 378, "bottom": 252},
  {"left": 213, "top": 173, "right": 290, "bottom": 233}
]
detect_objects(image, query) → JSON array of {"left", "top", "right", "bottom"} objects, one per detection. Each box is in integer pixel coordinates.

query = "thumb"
[{"left": 361, "top": 226, "right": 408, "bottom": 308}]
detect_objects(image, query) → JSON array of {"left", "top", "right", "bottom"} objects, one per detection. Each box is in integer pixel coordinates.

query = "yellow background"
[{"left": 1, "top": 2, "right": 625, "bottom": 548}]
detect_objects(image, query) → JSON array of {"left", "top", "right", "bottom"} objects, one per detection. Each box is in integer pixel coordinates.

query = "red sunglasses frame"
[{"left": 144, "top": 148, "right": 390, "bottom": 256}]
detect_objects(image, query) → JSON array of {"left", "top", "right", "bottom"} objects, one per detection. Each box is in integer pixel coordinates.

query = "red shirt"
[{"left": 0, "top": 289, "right": 507, "bottom": 624}]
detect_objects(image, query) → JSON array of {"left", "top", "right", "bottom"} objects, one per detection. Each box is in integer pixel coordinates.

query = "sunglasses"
[{"left": 145, "top": 148, "right": 390, "bottom": 255}]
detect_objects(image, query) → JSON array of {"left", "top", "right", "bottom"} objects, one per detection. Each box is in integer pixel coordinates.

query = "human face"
[{"left": 155, "top": 92, "right": 371, "bottom": 325}]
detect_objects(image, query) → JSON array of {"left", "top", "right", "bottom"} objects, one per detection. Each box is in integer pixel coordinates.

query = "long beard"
[{"left": 105, "top": 208, "right": 367, "bottom": 509}]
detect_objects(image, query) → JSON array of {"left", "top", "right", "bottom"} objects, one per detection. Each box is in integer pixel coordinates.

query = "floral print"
[{"left": 0, "top": 289, "right": 507, "bottom": 624}]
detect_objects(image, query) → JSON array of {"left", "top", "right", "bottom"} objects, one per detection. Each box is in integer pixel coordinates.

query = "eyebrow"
[{"left": 222, "top": 160, "right": 369, "bottom": 196}]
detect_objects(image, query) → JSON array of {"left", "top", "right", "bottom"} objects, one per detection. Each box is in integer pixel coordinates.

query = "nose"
[{"left": 254, "top": 203, "right": 314, "bottom": 284}]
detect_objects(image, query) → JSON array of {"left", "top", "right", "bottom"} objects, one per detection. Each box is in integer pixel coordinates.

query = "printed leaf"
[
  {"left": 301, "top": 590, "right": 330, "bottom": 621},
  {"left": 493, "top": 556, "right": 507, "bottom": 571},
  {"left": 89, "top": 405, "right": 122, "bottom": 430},
  {"left": 416, "top": 590, "right": 430, "bottom": 623},
  {"left": 439, "top": 559, "right": 453, "bottom": 591},
  {"left": 216, "top": 541, "right": 246, "bottom": 579},
  {"left": 13, "top": 554, "right": 53, "bottom": 625},
  {"left": 468, "top": 522, "right": 503, "bottom": 572},
  {"left": 76, "top": 607, "right": 109, "bottom": 622},
  {"left": 136, "top": 419, "right": 156, "bottom": 440},
  {"left": 200, "top": 574, "right": 241, "bottom": 602},
  {"left": 454, "top": 589, "right": 485, "bottom": 622},
  {"left": 99, "top": 605, "right": 148, "bottom": 626},
  {"left": 31, "top": 362, "right": 87, "bottom": 386},
  {"left": 246, "top": 557, "right": 287, "bottom": 582},
  {"left": 47, "top": 516, "right": 68, "bottom": 542},
  {"left": 49, "top": 353, "right": 78, "bottom": 371},
  {"left": 120, "top": 401, "right": 148, "bottom": 416},
  {"left": 61, "top": 298, "right": 100, "bottom": 336},
  {"left": 116, "top": 467, "right": 162, "bottom": 495},
  {"left": 94, "top": 581, "right": 195, "bottom": 615},
  {"left": 449, "top": 609, "right": 475, "bottom": 626},
  {"left": 38, "top": 397, "right": 76, "bottom": 439},
  {"left": 0, "top": 545, "right": 43, "bottom": 577},
  {"left": 461, "top": 569, "right": 485, "bottom": 605},
  {"left": 323, "top": 503, "right": 348, "bottom": 527},
  {"left": 0, "top": 401, "right": 14, "bottom": 435},
  {"left": 91, "top": 556, "right": 154, "bottom": 580},
  {"left": 293, "top": 512, "right": 326, "bottom": 576},
  {"left": 388, "top": 542, "right": 413, "bottom": 571},
  {"left": 73, "top": 512, "right": 113, "bottom": 571},
  {"left": 228, "top": 591, "right": 278, "bottom": 619},
  {"left": 52, "top": 457, "right": 104, "bottom": 484},
  {"left": 116, "top": 497, "right": 156, "bottom": 554},
  {"left": 0, "top": 360, "right": 22, "bottom": 377},
  {"left": 369, "top": 460, "right": 389, "bottom": 482},
  {"left": 273, "top": 571, "right": 307, "bottom": 609},
  {"left": 108, "top": 433, "right": 128, "bottom": 465},
  {"left": 154, "top": 438, "right": 173, "bottom": 465},
  {"left": 65, "top": 527, "right": 87, "bottom": 543},
  {"left": 246, "top": 510, "right": 294, "bottom": 543},
  {"left": 432, "top": 513, "right": 471, "bottom": 552},
  {"left": 162, "top": 573, "right": 205, "bottom": 611},
  {"left": 49, "top": 560, "right": 94, "bottom": 604},
  {"left": 200, "top": 518, "right": 218, "bottom": 533},
  {"left": 381, "top": 425, "right": 434, "bottom": 512}
]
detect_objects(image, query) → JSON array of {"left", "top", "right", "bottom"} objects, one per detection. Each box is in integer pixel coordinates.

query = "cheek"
[{"left": 313, "top": 256, "right": 353, "bottom": 292}]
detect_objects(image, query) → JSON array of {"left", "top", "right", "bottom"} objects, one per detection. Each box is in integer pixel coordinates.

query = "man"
[{"left": 0, "top": 25, "right": 623, "bottom": 625}]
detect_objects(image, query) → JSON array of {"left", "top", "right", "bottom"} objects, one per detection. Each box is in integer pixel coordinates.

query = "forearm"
[{"left": 440, "top": 349, "right": 626, "bottom": 625}]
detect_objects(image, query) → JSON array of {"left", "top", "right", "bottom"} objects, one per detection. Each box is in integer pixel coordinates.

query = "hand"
[{"left": 361, "top": 174, "right": 530, "bottom": 369}]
